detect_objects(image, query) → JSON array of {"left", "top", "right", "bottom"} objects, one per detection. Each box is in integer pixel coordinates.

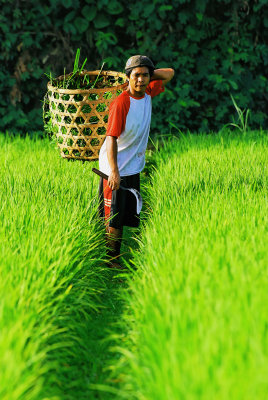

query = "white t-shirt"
[{"left": 99, "top": 80, "right": 164, "bottom": 177}]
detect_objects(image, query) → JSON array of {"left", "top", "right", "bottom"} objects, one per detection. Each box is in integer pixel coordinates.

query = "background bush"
[{"left": 0, "top": 0, "right": 267, "bottom": 134}]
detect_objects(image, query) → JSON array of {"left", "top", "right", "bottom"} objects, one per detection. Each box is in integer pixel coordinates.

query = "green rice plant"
[
  {"left": 223, "top": 94, "right": 251, "bottom": 133},
  {"left": 85, "top": 150, "right": 93, "bottom": 157},
  {"left": 96, "top": 103, "right": 107, "bottom": 112},
  {"left": 103, "top": 91, "right": 113, "bottom": 100},
  {"left": 43, "top": 71, "right": 54, "bottom": 84},
  {"left": 57, "top": 103, "right": 65, "bottom": 112},
  {"left": 81, "top": 104, "right": 92, "bottom": 113},
  {"left": 77, "top": 138, "right": 86, "bottom": 147},
  {"left": 84, "top": 127, "right": 92, "bottom": 135},
  {"left": 107, "top": 130, "right": 268, "bottom": 400},
  {"left": 66, "top": 137, "right": 73, "bottom": 146},
  {"left": 63, "top": 48, "right": 87, "bottom": 90},
  {"left": 75, "top": 116, "right": 85, "bottom": 124},
  {"left": 90, "top": 138, "right": 100, "bottom": 146},
  {"left": 0, "top": 135, "right": 119, "bottom": 399},
  {"left": 90, "top": 116, "right": 99, "bottom": 124},
  {"left": 67, "top": 104, "right": 77, "bottom": 113},
  {"left": 45, "top": 50, "right": 106, "bottom": 91},
  {"left": 97, "top": 127, "right": 106, "bottom": 135},
  {"left": 88, "top": 93, "right": 99, "bottom": 101},
  {"left": 64, "top": 116, "right": 71, "bottom": 124},
  {"left": 91, "top": 62, "right": 105, "bottom": 89},
  {"left": 70, "top": 127, "right": 79, "bottom": 135}
]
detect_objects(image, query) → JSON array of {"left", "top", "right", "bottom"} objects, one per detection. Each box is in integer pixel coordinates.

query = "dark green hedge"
[{"left": 0, "top": 0, "right": 267, "bottom": 134}]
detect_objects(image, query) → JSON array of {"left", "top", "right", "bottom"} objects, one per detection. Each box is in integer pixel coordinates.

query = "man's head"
[
  {"left": 125, "top": 55, "right": 155, "bottom": 97},
  {"left": 125, "top": 55, "right": 155, "bottom": 78}
]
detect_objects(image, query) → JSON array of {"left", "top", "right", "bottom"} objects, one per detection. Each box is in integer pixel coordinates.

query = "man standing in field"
[{"left": 98, "top": 55, "right": 174, "bottom": 267}]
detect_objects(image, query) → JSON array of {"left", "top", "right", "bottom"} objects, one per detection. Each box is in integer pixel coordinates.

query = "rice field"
[
  {"left": 0, "top": 135, "right": 124, "bottom": 399},
  {"left": 0, "top": 130, "right": 267, "bottom": 399},
  {"left": 109, "top": 130, "right": 268, "bottom": 399}
]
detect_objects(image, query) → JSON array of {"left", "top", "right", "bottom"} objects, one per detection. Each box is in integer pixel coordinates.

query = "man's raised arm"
[{"left": 151, "top": 68, "right": 174, "bottom": 85}]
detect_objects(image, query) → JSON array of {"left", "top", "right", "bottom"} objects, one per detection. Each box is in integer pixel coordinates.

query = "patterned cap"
[{"left": 125, "top": 55, "right": 155, "bottom": 71}]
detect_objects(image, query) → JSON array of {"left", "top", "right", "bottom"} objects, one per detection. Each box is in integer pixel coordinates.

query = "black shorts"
[{"left": 98, "top": 173, "right": 140, "bottom": 229}]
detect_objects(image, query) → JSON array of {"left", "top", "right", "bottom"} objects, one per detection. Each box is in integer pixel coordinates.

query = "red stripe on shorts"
[{"left": 103, "top": 179, "right": 112, "bottom": 222}]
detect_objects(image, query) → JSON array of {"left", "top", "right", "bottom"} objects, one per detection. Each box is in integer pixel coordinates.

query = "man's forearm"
[
  {"left": 151, "top": 68, "right": 175, "bottom": 85},
  {"left": 106, "top": 136, "right": 120, "bottom": 190},
  {"left": 106, "top": 136, "right": 118, "bottom": 172}
]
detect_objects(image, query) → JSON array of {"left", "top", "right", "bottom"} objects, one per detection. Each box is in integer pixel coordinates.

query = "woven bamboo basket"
[{"left": 47, "top": 70, "right": 128, "bottom": 161}]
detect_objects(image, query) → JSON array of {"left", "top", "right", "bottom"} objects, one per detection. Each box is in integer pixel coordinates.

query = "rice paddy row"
[
  {"left": 0, "top": 135, "right": 124, "bottom": 399},
  {"left": 110, "top": 130, "right": 268, "bottom": 399}
]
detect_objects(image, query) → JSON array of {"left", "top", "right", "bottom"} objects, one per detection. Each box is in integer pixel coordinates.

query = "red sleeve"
[
  {"left": 146, "top": 80, "right": 165, "bottom": 98},
  {"left": 106, "top": 92, "right": 130, "bottom": 138}
]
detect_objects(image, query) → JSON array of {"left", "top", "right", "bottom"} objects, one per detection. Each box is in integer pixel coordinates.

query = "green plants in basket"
[{"left": 43, "top": 49, "right": 127, "bottom": 161}]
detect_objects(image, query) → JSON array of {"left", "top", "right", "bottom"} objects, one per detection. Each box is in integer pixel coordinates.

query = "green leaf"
[
  {"left": 67, "top": 24, "right": 77, "bottom": 35},
  {"left": 93, "top": 14, "right": 110, "bottom": 29},
  {"left": 62, "top": 0, "right": 73, "bottom": 8},
  {"left": 179, "top": 12, "right": 189, "bottom": 24},
  {"left": 82, "top": 5, "right": 97, "bottom": 21},
  {"left": 196, "top": 13, "right": 203, "bottom": 21},
  {"left": 103, "top": 55, "right": 121, "bottom": 68},
  {"left": 23, "top": 35, "right": 34, "bottom": 47},
  {"left": 107, "top": 1, "right": 124, "bottom": 15},
  {"left": 144, "top": 4, "right": 155, "bottom": 17},
  {"left": 185, "top": 26, "right": 196, "bottom": 38},
  {"left": 178, "top": 99, "right": 187, "bottom": 107},
  {"left": 154, "top": 19, "right": 162, "bottom": 30},
  {"left": 115, "top": 18, "right": 124, "bottom": 27},
  {"left": 159, "top": 5, "right": 173, "bottom": 11},
  {"left": 65, "top": 10, "right": 76, "bottom": 23},
  {"left": 228, "top": 80, "right": 238, "bottom": 90},
  {"left": 74, "top": 17, "right": 89, "bottom": 33}
]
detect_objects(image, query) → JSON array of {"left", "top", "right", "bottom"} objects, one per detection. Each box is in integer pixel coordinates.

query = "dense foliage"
[{"left": 1, "top": 0, "right": 267, "bottom": 134}]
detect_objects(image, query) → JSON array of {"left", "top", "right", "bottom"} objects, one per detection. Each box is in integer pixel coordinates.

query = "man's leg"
[{"left": 106, "top": 225, "right": 123, "bottom": 266}]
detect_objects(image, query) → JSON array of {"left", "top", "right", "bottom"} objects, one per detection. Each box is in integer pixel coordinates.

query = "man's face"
[{"left": 128, "top": 66, "right": 150, "bottom": 97}]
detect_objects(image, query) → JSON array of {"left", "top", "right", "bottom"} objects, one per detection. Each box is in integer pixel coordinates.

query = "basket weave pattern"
[{"left": 47, "top": 70, "right": 127, "bottom": 161}]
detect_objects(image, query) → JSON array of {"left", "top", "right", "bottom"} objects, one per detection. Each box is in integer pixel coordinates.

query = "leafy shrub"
[{"left": 0, "top": 0, "right": 267, "bottom": 134}]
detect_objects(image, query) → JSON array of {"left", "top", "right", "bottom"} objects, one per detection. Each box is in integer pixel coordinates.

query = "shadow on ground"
[
  {"left": 86, "top": 225, "right": 141, "bottom": 399},
  {"left": 84, "top": 163, "right": 153, "bottom": 398}
]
